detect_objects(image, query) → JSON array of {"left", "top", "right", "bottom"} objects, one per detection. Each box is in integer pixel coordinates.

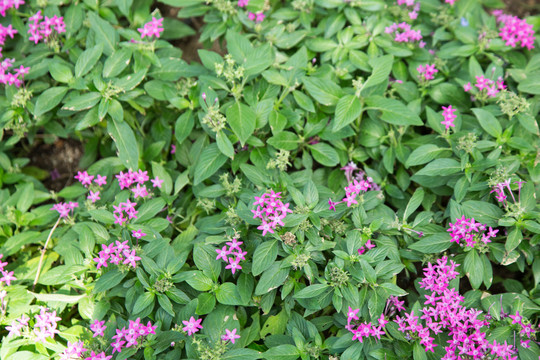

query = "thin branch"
[{"left": 33, "top": 216, "right": 61, "bottom": 290}]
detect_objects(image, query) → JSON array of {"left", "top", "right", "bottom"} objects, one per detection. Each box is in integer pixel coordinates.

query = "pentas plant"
[
  {"left": 329, "top": 162, "right": 379, "bottom": 210},
  {"left": 447, "top": 216, "right": 498, "bottom": 248},
  {"left": 215, "top": 234, "right": 246, "bottom": 275},
  {"left": 5, "top": 307, "right": 61, "bottom": 342}
]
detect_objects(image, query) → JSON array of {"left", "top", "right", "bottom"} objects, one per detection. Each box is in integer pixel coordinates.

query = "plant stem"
[{"left": 32, "top": 217, "right": 61, "bottom": 290}]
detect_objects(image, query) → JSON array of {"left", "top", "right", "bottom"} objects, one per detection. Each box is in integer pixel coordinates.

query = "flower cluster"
[
  {"left": 329, "top": 163, "right": 379, "bottom": 210},
  {"left": 6, "top": 308, "right": 61, "bottom": 342},
  {"left": 27, "top": 11, "right": 66, "bottom": 44},
  {"left": 59, "top": 341, "right": 87, "bottom": 360},
  {"left": 74, "top": 171, "right": 107, "bottom": 203},
  {"left": 51, "top": 201, "right": 79, "bottom": 218},
  {"left": 385, "top": 22, "right": 423, "bottom": 44},
  {"left": 112, "top": 199, "right": 139, "bottom": 226},
  {"left": 252, "top": 190, "right": 293, "bottom": 236},
  {"left": 0, "top": 0, "right": 24, "bottom": 17},
  {"left": 182, "top": 316, "right": 203, "bottom": 336},
  {"left": 464, "top": 75, "right": 506, "bottom": 98},
  {"left": 508, "top": 311, "right": 536, "bottom": 348},
  {"left": 346, "top": 308, "right": 387, "bottom": 343},
  {"left": 84, "top": 351, "right": 112, "bottom": 360},
  {"left": 493, "top": 10, "right": 535, "bottom": 50},
  {"left": 396, "top": 0, "right": 421, "bottom": 20},
  {"left": 215, "top": 236, "right": 246, "bottom": 275},
  {"left": 116, "top": 169, "right": 163, "bottom": 194},
  {"left": 417, "top": 63, "right": 438, "bottom": 81},
  {"left": 491, "top": 179, "right": 525, "bottom": 205},
  {"left": 441, "top": 105, "right": 457, "bottom": 130},
  {"left": 93, "top": 240, "right": 141, "bottom": 270},
  {"left": 137, "top": 17, "right": 164, "bottom": 39},
  {"left": 0, "top": 57, "right": 29, "bottom": 87},
  {"left": 248, "top": 12, "right": 265, "bottom": 23},
  {"left": 447, "top": 216, "right": 498, "bottom": 247},
  {"left": 237, "top": 0, "right": 249, "bottom": 7},
  {"left": 90, "top": 318, "right": 157, "bottom": 355},
  {"left": 396, "top": 257, "right": 518, "bottom": 359},
  {"left": 357, "top": 239, "right": 375, "bottom": 255}
]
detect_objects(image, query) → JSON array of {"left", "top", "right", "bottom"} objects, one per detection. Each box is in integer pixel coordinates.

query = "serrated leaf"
[
  {"left": 334, "top": 95, "right": 362, "bottom": 131},
  {"left": 226, "top": 102, "right": 256, "bottom": 146}
]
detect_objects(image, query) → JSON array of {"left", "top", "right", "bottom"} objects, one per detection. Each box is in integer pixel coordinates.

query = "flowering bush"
[{"left": 0, "top": 0, "right": 539, "bottom": 359}]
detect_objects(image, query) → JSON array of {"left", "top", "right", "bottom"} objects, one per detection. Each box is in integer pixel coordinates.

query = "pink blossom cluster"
[
  {"left": 6, "top": 307, "right": 61, "bottom": 342},
  {"left": 447, "top": 216, "right": 498, "bottom": 247},
  {"left": 252, "top": 190, "right": 293, "bottom": 236},
  {"left": 248, "top": 12, "right": 265, "bottom": 23},
  {"left": 441, "top": 105, "right": 457, "bottom": 130},
  {"left": 508, "top": 311, "right": 536, "bottom": 348},
  {"left": 346, "top": 308, "right": 387, "bottom": 343},
  {"left": 51, "top": 201, "right": 79, "bottom": 218},
  {"left": 385, "top": 22, "right": 423, "bottom": 44},
  {"left": 0, "top": 0, "right": 24, "bottom": 17},
  {"left": 112, "top": 199, "right": 139, "bottom": 226},
  {"left": 493, "top": 10, "right": 535, "bottom": 50},
  {"left": 215, "top": 236, "right": 246, "bottom": 275},
  {"left": 395, "top": 257, "right": 518, "bottom": 359},
  {"left": 0, "top": 254, "right": 16, "bottom": 287},
  {"left": 93, "top": 240, "right": 141, "bottom": 269},
  {"left": 59, "top": 341, "right": 87, "bottom": 360},
  {"left": 445, "top": 0, "right": 456, "bottom": 5},
  {"left": 329, "top": 162, "right": 379, "bottom": 210},
  {"left": 74, "top": 171, "right": 107, "bottom": 203},
  {"left": 182, "top": 316, "right": 203, "bottom": 336},
  {"left": 137, "top": 17, "right": 164, "bottom": 39},
  {"left": 237, "top": 0, "right": 249, "bottom": 7},
  {"left": 357, "top": 239, "right": 375, "bottom": 255},
  {"left": 84, "top": 351, "right": 112, "bottom": 360},
  {"left": 0, "top": 57, "right": 29, "bottom": 87},
  {"left": 464, "top": 75, "right": 506, "bottom": 98},
  {"left": 27, "top": 11, "right": 66, "bottom": 44},
  {"left": 396, "top": 0, "right": 420, "bottom": 20},
  {"left": 116, "top": 169, "right": 163, "bottom": 194},
  {"left": 491, "top": 179, "right": 526, "bottom": 205},
  {"left": 90, "top": 318, "right": 157, "bottom": 355},
  {"left": 417, "top": 63, "right": 438, "bottom": 81}
]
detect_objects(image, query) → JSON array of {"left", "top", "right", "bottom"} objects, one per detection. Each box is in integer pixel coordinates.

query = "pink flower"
[
  {"left": 131, "top": 184, "right": 148, "bottom": 199},
  {"left": 132, "top": 229, "right": 146, "bottom": 239},
  {"left": 441, "top": 105, "right": 457, "bottom": 130},
  {"left": 122, "top": 249, "right": 141, "bottom": 268},
  {"left": 87, "top": 191, "right": 100, "bottom": 203},
  {"left": 151, "top": 176, "right": 163, "bottom": 188},
  {"left": 237, "top": 0, "right": 249, "bottom": 7},
  {"left": 215, "top": 246, "right": 230, "bottom": 262},
  {"left": 138, "top": 17, "right": 164, "bottom": 39},
  {"left": 182, "top": 316, "right": 203, "bottom": 336},
  {"left": 90, "top": 320, "right": 107, "bottom": 337},
  {"left": 74, "top": 171, "right": 94, "bottom": 187},
  {"left": 463, "top": 82, "right": 472, "bottom": 92},
  {"left": 94, "top": 174, "right": 107, "bottom": 186},
  {"left": 417, "top": 63, "right": 438, "bottom": 81},
  {"left": 225, "top": 258, "right": 242, "bottom": 275},
  {"left": 347, "top": 307, "right": 360, "bottom": 323},
  {"left": 221, "top": 328, "right": 241, "bottom": 343}
]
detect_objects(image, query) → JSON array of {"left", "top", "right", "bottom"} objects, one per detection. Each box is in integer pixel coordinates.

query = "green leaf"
[
  {"left": 333, "top": 95, "right": 362, "bottom": 131},
  {"left": 404, "top": 187, "right": 424, "bottom": 220},
  {"left": 34, "top": 87, "right": 69, "bottom": 116},
  {"left": 49, "top": 62, "right": 73, "bottom": 83},
  {"left": 88, "top": 12, "right": 118, "bottom": 56},
  {"left": 216, "top": 282, "right": 242, "bottom": 305},
  {"left": 293, "top": 90, "right": 315, "bottom": 112},
  {"left": 226, "top": 102, "right": 256, "bottom": 146},
  {"left": 216, "top": 131, "right": 235, "bottom": 158},
  {"left": 506, "top": 228, "right": 522, "bottom": 252},
  {"left": 103, "top": 48, "right": 132, "bottom": 78},
  {"left": 309, "top": 143, "right": 339, "bottom": 166},
  {"left": 186, "top": 271, "right": 214, "bottom": 291},
  {"left": 264, "top": 345, "right": 300, "bottom": 360},
  {"left": 223, "top": 349, "right": 263, "bottom": 360},
  {"left": 62, "top": 92, "right": 102, "bottom": 112},
  {"left": 365, "top": 96, "right": 423, "bottom": 126},
  {"left": 361, "top": 54, "right": 393, "bottom": 96},
  {"left": 255, "top": 262, "right": 289, "bottom": 295},
  {"left": 107, "top": 118, "right": 140, "bottom": 170},
  {"left": 133, "top": 292, "right": 155, "bottom": 314},
  {"left": 193, "top": 143, "right": 227, "bottom": 185},
  {"left": 303, "top": 77, "right": 344, "bottom": 106},
  {"left": 194, "top": 244, "right": 222, "bottom": 282},
  {"left": 196, "top": 292, "right": 216, "bottom": 315},
  {"left": 415, "top": 158, "right": 461, "bottom": 176},
  {"left": 175, "top": 111, "right": 194, "bottom": 145},
  {"left": 93, "top": 268, "right": 126, "bottom": 293},
  {"left": 462, "top": 201, "right": 504, "bottom": 227},
  {"left": 151, "top": 162, "right": 173, "bottom": 194},
  {"left": 134, "top": 198, "right": 166, "bottom": 223},
  {"left": 409, "top": 233, "right": 452, "bottom": 253},
  {"left": 267, "top": 131, "right": 300, "bottom": 151},
  {"left": 16, "top": 182, "right": 33, "bottom": 212},
  {"left": 75, "top": 43, "right": 104, "bottom": 78},
  {"left": 413, "top": 342, "right": 427, "bottom": 360},
  {"left": 28, "top": 291, "right": 86, "bottom": 304},
  {"left": 517, "top": 77, "right": 540, "bottom": 94},
  {"left": 471, "top": 108, "right": 502, "bottom": 138},
  {"left": 464, "top": 250, "right": 483, "bottom": 289},
  {"left": 293, "top": 283, "right": 329, "bottom": 299},
  {"left": 252, "top": 240, "right": 278, "bottom": 276},
  {"left": 405, "top": 144, "right": 449, "bottom": 168}
]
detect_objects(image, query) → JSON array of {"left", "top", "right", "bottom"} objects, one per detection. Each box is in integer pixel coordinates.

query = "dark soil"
[{"left": 503, "top": 0, "right": 540, "bottom": 17}]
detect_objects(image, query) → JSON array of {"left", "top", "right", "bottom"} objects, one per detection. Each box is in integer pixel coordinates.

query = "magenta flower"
[
  {"left": 138, "top": 17, "right": 164, "bottom": 39},
  {"left": 237, "top": 0, "right": 249, "bottom": 7},
  {"left": 441, "top": 105, "right": 457, "bottom": 130},
  {"left": 151, "top": 176, "right": 163, "bottom": 188},
  {"left": 122, "top": 249, "right": 141, "bottom": 268},
  {"left": 225, "top": 258, "right": 242, "bottom": 275},
  {"left": 215, "top": 246, "right": 230, "bottom": 262},
  {"left": 74, "top": 170, "right": 94, "bottom": 187},
  {"left": 132, "top": 229, "right": 146, "bottom": 239},
  {"left": 90, "top": 320, "right": 107, "bottom": 337},
  {"left": 94, "top": 174, "right": 107, "bottom": 186},
  {"left": 417, "top": 63, "right": 438, "bottom": 81},
  {"left": 182, "top": 316, "right": 203, "bottom": 336},
  {"left": 87, "top": 190, "right": 100, "bottom": 203},
  {"left": 221, "top": 328, "right": 241, "bottom": 344}
]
